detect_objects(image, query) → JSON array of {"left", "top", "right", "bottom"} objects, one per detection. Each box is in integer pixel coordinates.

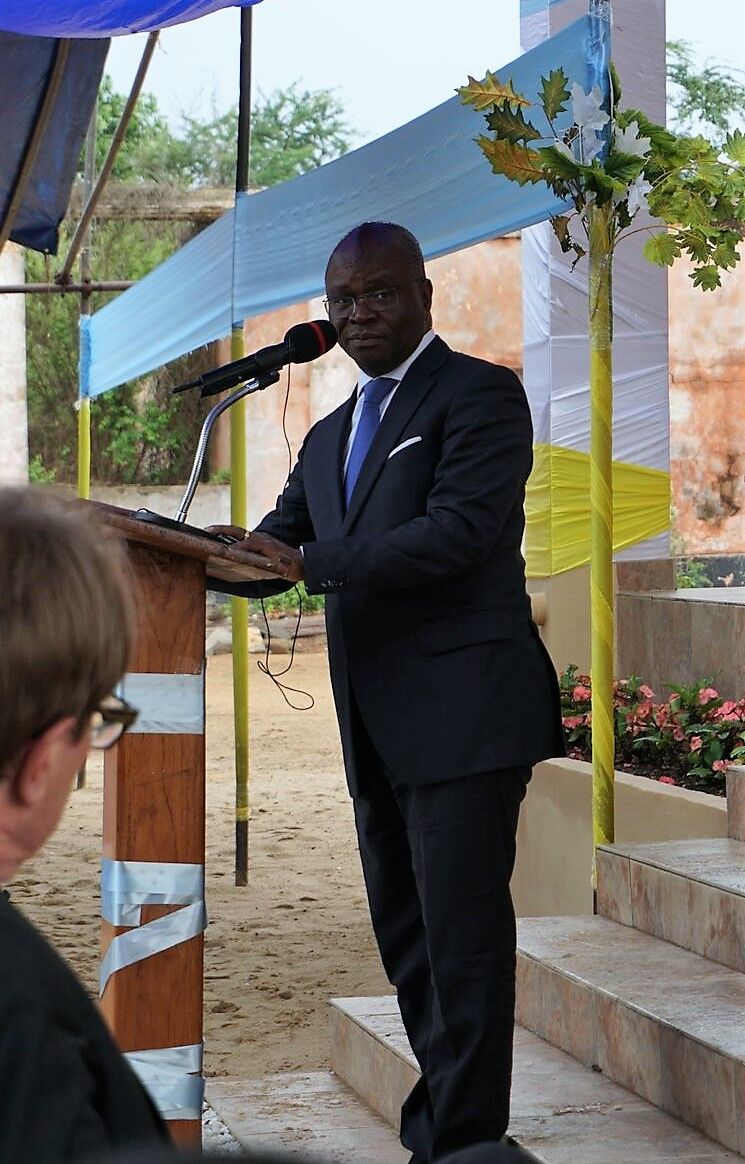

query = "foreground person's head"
[
  {"left": 324, "top": 221, "right": 433, "bottom": 377},
  {"left": 0, "top": 487, "right": 135, "bottom": 881}
]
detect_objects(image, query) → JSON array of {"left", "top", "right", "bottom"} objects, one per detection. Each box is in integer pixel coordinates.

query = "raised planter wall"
[{"left": 513, "top": 757, "right": 728, "bottom": 917}]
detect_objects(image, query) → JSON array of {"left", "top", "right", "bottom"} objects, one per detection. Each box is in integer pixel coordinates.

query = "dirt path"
[{"left": 14, "top": 652, "right": 391, "bottom": 1078}]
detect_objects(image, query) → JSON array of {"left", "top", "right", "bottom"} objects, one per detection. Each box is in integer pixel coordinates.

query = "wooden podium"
[{"left": 94, "top": 503, "right": 275, "bottom": 1146}]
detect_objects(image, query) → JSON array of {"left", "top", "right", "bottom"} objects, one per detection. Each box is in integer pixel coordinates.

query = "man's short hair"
[
  {"left": 0, "top": 487, "right": 134, "bottom": 767},
  {"left": 327, "top": 221, "right": 426, "bottom": 275}
]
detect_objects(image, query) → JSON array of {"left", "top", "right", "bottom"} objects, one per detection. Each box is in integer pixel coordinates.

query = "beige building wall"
[{"left": 669, "top": 258, "right": 745, "bottom": 555}]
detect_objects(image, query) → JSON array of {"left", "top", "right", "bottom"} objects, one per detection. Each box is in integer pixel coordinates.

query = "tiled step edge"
[
  {"left": 330, "top": 997, "right": 418, "bottom": 1130},
  {"left": 596, "top": 837, "right": 745, "bottom": 972},
  {"left": 331, "top": 996, "right": 740, "bottom": 1163},
  {"left": 517, "top": 915, "right": 745, "bottom": 1155}
]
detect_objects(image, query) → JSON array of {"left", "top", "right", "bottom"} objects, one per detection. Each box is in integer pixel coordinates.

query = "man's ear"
[{"left": 12, "top": 717, "right": 80, "bottom": 807}]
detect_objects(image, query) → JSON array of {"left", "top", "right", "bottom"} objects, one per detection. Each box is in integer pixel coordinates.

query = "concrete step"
[
  {"left": 207, "top": 1069, "right": 408, "bottom": 1162},
  {"left": 330, "top": 997, "right": 739, "bottom": 1163},
  {"left": 597, "top": 837, "right": 745, "bottom": 972},
  {"left": 516, "top": 915, "right": 745, "bottom": 1154}
]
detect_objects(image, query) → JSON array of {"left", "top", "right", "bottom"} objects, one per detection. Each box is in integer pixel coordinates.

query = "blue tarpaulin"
[
  {"left": 0, "top": 33, "right": 109, "bottom": 252},
  {"left": 0, "top": 0, "right": 258, "bottom": 38},
  {"left": 86, "top": 16, "right": 595, "bottom": 396}
]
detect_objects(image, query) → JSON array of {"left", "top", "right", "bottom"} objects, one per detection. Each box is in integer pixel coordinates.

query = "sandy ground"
[{"left": 12, "top": 651, "right": 391, "bottom": 1079}]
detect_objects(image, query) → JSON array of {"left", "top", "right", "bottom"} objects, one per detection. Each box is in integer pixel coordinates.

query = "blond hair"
[{"left": 0, "top": 488, "right": 134, "bottom": 765}]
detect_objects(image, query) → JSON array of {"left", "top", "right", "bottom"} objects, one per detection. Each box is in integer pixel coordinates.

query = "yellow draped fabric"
[{"left": 525, "top": 442, "right": 670, "bottom": 578}]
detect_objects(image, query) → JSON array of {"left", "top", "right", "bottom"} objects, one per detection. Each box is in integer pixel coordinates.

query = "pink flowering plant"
[{"left": 560, "top": 665, "right": 745, "bottom": 792}]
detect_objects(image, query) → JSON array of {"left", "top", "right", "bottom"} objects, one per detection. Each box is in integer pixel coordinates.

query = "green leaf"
[
  {"left": 485, "top": 105, "right": 542, "bottom": 144},
  {"left": 477, "top": 137, "right": 546, "bottom": 184},
  {"left": 610, "top": 62, "right": 623, "bottom": 109},
  {"left": 643, "top": 231, "right": 682, "bottom": 267},
  {"left": 540, "top": 68, "right": 571, "bottom": 121},
  {"left": 550, "top": 215, "right": 573, "bottom": 252},
  {"left": 538, "top": 143, "right": 582, "bottom": 181},
  {"left": 724, "top": 128, "right": 745, "bottom": 163},
  {"left": 459, "top": 71, "right": 531, "bottom": 111},
  {"left": 690, "top": 264, "right": 722, "bottom": 290},
  {"left": 603, "top": 150, "right": 646, "bottom": 184}
]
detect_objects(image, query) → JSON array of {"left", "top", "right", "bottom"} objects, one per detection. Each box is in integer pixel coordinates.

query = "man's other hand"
[{"left": 205, "top": 526, "right": 304, "bottom": 582}]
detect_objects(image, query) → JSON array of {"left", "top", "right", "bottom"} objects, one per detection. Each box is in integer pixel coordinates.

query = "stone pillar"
[
  {"left": 0, "top": 243, "right": 29, "bottom": 483},
  {"left": 521, "top": 0, "right": 670, "bottom": 672}
]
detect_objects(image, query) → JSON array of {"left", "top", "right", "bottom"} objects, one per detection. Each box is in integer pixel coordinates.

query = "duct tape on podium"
[
  {"left": 125, "top": 1042, "right": 204, "bottom": 1121},
  {"left": 99, "top": 858, "right": 206, "bottom": 995}
]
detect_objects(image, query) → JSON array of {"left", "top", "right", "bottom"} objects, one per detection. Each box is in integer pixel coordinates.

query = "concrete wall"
[
  {"left": 512, "top": 757, "right": 728, "bottom": 917},
  {"left": 669, "top": 257, "right": 745, "bottom": 555},
  {"left": 0, "top": 243, "right": 28, "bottom": 482}
]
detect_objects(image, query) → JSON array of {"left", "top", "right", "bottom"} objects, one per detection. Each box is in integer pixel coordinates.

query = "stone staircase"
[{"left": 330, "top": 769, "right": 745, "bottom": 1161}]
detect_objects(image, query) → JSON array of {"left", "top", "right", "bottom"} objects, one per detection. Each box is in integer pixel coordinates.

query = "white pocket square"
[{"left": 388, "top": 436, "right": 422, "bottom": 460}]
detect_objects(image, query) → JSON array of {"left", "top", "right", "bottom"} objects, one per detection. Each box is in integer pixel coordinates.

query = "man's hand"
[{"left": 206, "top": 526, "right": 304, "bottom": 583}]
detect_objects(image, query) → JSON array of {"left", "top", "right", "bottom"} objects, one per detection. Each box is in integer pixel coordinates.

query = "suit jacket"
[
  {"left": 234, "top": 336, "right": 564, "bottom": 794},
  {"left": 0, "top": 891, "right": 168, "bottom": 1163}
]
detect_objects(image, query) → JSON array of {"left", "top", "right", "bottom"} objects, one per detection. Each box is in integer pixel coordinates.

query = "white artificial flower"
[
  {"left": 570, "top": 84, "right": 610, "bottom": 164},
  {"left": 570, "top": 83, "right": 610, "bottom": 133},
  {"left": 627, "top": 174, "right": 653, "bottom": 215},
  {"left": 614, "top": 120, "right": 652, "bottom": 157},
  {"left": 582, "top": 127, "right": 605, "bottom": 163}
]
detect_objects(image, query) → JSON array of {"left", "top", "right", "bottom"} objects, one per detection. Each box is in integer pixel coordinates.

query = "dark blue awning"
[
  {"left": 0, "top": 0, "right": 259, "bottom": 39},
  {"left": 0, "top": 33, "right": 108, "bottom": 253}
]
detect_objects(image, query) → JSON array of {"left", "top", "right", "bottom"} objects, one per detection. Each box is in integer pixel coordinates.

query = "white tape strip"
[
  {"left": 125, "top": 1043, "right": 204, "bottom": 1121},
  {"left": 117, "top": 670, "right": 205, "bottom": 735},
  {"left": 99, "top": 858, "right": 206, "bottom": 995}
]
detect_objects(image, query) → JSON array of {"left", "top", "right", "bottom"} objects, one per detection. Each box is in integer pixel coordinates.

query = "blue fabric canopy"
[
  {"left": 86, "top": 16, "right": 596, "bottom": 397},
  {"left": 0, "top": 0, "right": 259, "bottom": 38},
  {"left": 0, "top": 33, "right": 109, "bottom": 252}
]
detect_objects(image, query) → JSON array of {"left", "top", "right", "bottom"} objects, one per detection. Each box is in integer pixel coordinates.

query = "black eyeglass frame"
[{"left": 89, "top": 694, "right": 139, "bottom": 750}]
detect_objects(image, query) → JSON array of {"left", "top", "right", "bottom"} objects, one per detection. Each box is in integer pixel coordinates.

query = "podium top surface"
[{"left": 90, "top": 500, "right": 284, "bottom": 584}]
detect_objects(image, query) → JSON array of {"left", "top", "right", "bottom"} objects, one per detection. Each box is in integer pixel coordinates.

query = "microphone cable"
[{"left": 255, "top": 365, "right": 315, "bottom": 711}]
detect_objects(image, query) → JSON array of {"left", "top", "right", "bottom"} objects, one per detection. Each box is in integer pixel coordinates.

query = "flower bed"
[{"left": 560, "top": 666, "right": 745, "bottom": 796}]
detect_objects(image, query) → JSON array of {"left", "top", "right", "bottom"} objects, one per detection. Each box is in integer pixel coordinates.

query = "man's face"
[{"left": 325, "top": 236, "right": 433, "bottom": 376}]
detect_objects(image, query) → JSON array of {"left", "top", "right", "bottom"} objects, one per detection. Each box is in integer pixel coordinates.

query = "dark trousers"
[{"left": 353, "top": 746, "right": 530, "bottom": 1162}]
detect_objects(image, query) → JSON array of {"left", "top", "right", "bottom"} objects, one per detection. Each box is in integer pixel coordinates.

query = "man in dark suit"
[
  {"left": 223, "top": 222, "right": 564, "bottom": 1162},
  {"left": 0, "top": 488, "right": 169, "bottom": 1163}
]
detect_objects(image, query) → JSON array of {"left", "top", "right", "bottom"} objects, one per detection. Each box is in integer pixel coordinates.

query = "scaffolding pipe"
[{"left": 58, "top": 31, "right": 160, "bottom": 284}]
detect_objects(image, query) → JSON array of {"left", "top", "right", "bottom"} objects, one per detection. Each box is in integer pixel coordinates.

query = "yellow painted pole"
[
  {"left": 77, "top": 395, "right": 91, "bottom": 499},
  {"left": 588, "top": 203, "right": 615, "bottom": 871},
  {"left": 230, "top": 324, "right": 250, "bottom": 886}
]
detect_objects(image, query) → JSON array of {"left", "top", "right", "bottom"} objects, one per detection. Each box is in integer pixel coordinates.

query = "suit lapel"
[
  {"left": 342, "top": 336, "right": 450, "bottom": 532},
  {"left": 311, "top": 390, "right": 356, "bottom": 529}
]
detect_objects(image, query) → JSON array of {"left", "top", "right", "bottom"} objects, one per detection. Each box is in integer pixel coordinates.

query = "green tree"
[
  {"left": 178, "top": 83, "right": 353, "bottom": 187},
  {"left": 667, "top": 40, "right": 745, "bottom": 146},
  {"left": 93, "top": 75, "right": 189, "bottom": 183}
]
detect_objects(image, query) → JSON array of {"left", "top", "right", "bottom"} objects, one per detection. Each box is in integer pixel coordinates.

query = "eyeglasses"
[
  {"left": 323, "top": 278, "right": 426, "bottom": 321},
  {"left": 89, "top": 694, "right": 139, "bottom": 750}
]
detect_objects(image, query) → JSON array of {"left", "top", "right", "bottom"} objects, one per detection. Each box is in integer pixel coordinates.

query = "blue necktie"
[{"left": 344, "top": 376, "right": 397, "bottom": 506}]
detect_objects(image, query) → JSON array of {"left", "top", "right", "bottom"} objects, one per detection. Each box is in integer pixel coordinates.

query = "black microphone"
[{"left": 173, "top": 320, "right": 338, "bottom": 397}]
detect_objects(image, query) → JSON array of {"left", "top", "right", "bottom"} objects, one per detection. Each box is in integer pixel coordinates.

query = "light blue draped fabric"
[
  {"left": 0, "top": 0, "right": 260, "bottom": 38},
  {"left": 87, "top": 16, "right": 596, "bottom": 397}
]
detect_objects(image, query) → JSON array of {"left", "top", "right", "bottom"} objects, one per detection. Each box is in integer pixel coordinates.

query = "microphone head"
[{"left": 285, "top": 320, "right": 338, "bottom": 364}]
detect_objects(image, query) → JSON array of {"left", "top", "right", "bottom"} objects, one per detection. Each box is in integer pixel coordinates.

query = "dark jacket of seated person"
[{"left": 0, "top": 889, "right": 168, "bottom": 1163}]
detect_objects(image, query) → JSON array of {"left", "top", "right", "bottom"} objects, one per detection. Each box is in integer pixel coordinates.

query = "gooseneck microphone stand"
[
  {"left": 134, "top": 368, "right": 280, "bottom": 535},
  {"left": 175, "top": 368, "right": 280, "bottom": 523}
]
